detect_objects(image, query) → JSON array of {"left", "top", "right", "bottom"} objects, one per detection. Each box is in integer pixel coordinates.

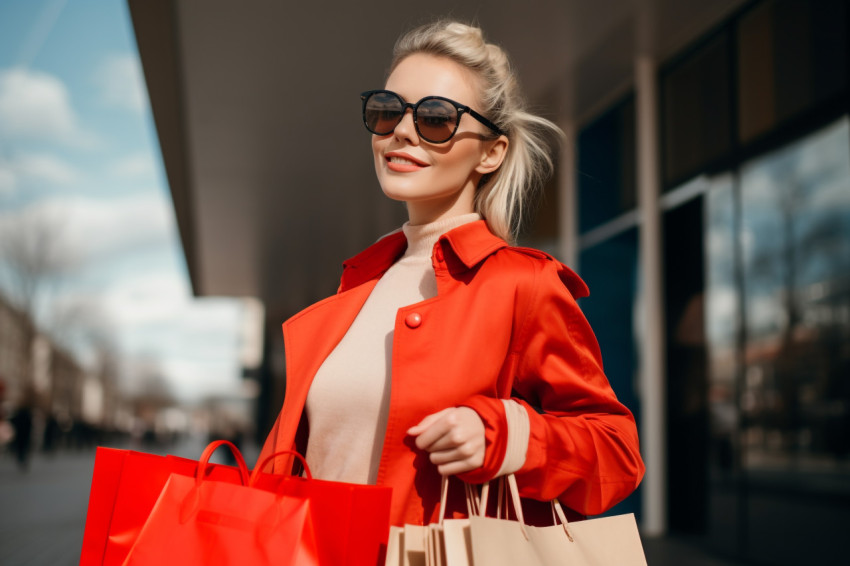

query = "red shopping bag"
[
  {"left": 79, "top": 441, "right": 249, "bottom": 566},
  {"left": 251, "top": 452, "right": 393, "bottom": 566},
  {"left": 121, "top": 443, "right": 319, "bottom": 566}
]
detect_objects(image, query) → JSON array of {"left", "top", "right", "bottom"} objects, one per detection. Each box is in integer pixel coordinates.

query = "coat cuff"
[
  {"left": 456, "top": 396, "right": 528, "bottom": 483},
  {"left": 496, "top": 399, "right": 530, "bottom": 477}
]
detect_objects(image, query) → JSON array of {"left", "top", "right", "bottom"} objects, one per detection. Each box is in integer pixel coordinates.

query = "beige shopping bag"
[
  {"left": 385, "top": 478, "right": 479, "bottom": 566},
  {"left": 403, "top": 524, "right": 428, "bottom": 566},
  {"left": 385, "top": 526, "right": 405, "bottom": 566},
  {"left": 467, "top": 475, "right": 647, "bottom": 566},
  {"left": 427, "top": 523, "right": 446, "bottom": 566},
  {"left": 441, "top": 518, "right": 472, "bottom": 566}
]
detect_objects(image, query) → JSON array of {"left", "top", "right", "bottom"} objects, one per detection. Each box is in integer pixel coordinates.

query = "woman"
[{"left": 259, "top": 20, "right": 644, "bottom": 527}]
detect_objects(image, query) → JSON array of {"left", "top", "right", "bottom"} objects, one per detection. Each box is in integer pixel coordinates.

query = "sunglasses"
[{"left": 360, "top": 90, "right": 504, "bottom": 144}]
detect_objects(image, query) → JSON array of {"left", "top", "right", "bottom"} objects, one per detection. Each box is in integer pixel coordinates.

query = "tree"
[
  {"left": 0, "top": 205, "right": 75, "bottom": 320},
  {"left": 0, "top": 205, "right": 77, "bottom": 389}
]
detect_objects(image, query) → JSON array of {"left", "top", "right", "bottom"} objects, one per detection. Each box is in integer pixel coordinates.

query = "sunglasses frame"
[{"left": 360, "top": 89, "right": 504, "bottom": 143}]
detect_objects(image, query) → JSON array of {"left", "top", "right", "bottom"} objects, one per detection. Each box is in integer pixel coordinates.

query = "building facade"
[{"left": 544, "top": 1, "right": 849, "bottom": 563}]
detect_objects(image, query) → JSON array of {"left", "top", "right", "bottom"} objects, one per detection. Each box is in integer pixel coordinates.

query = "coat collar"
[{"left": 339, "top": 220, "right": 506, "bottom": 292}]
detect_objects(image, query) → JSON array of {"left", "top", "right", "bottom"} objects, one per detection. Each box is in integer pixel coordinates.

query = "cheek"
[
  {"left": 438, "top": 146, "right": 480, "bottom": 177},
  {"left": 371, "top": 138, "right": 384, "bottom": 172}
]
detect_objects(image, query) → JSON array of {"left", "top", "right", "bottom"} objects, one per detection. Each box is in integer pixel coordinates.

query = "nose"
[{"left": 393, "top": 108, "right": 420, "bottom": 144}]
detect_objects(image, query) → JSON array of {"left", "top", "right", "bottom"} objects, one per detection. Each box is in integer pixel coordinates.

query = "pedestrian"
[
  {"left": 10, "top": 389, "right": 35, "bottom": 472},
  {"left": 258, "top": 20, "right": 644, "bottom": 527},
  {"left": 0, "top": 376, "right": 12, "bottom": 451},
  {"left": 43, "top": 412, "right": 61, "bottom": 455}
]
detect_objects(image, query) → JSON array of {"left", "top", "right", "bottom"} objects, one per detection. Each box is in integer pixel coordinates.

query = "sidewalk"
[{"left": 644, "top": 536, "right": 747, "bottom": 566}]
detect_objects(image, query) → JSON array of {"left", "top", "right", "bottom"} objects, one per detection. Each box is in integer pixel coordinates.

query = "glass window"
[
  {"left": 662, "top": 31, "right": 733, "bottom": 188},
  {"left": 738, "top": 0, "right": 848, "bottom": 143},
  {"left": 738, "top": 117, "right": 850, "bottom": 474},
  {"left": 704, "top": 117, "right": 850, "bottom": 563},
  {"left": 578, "top": 227, "right": 641, "bottom": 516},
  {"left": 703, "top": 174, "right": 742, "bottom": 555},
  {"left": 577, "top": 97, "right": 636, "bottom": 233}
]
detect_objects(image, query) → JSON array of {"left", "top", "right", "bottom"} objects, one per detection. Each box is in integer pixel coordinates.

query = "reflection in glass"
[
  {"left": 739, "top": 117, "right": 850, "bottom": 475},
  {"left": 704, "top": 174, "right": 739, "bottom": 478},
  {"left": 706, "top": 117, "right": 850, "bottom": 485}
]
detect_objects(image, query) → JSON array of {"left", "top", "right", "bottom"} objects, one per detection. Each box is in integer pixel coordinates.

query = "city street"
[{"left": 0, "top": 448, "right": 94, "bottom": 566}]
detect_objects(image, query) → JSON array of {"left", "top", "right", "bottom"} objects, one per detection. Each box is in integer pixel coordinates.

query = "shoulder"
[{"left": 486, "top": 246, "right": 590, "bottom": 300}]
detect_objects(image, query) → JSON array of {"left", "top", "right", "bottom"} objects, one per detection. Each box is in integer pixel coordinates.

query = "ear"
[{"left": 475, "top": 135, "right": 509, "bottom": 175}]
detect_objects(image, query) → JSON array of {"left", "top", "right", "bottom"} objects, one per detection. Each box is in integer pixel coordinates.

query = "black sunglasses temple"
[{"left": 465, "top": 108, "right": 504, "bottom": 137}]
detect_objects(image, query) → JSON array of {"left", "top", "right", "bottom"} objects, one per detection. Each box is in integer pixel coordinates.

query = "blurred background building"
[{"left": 1, "top": 1, "right": 845, "bottom": 565}]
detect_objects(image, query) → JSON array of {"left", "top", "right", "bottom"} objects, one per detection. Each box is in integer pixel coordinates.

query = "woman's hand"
[{"left": 407, "top": 407, "right": 485, "bottom": 476}]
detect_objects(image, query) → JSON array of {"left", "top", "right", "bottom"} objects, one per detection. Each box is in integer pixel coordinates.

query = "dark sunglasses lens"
[
  {"left": 416, "top": 99, "right": 458, "bottom": 142},
  {"left": 364, "top": 92, "right": 403, "bottom": 135}
]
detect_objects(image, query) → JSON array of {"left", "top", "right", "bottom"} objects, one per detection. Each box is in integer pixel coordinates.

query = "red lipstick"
[{"left": 385, "top": 151, "right": 429, "bottom": 172}]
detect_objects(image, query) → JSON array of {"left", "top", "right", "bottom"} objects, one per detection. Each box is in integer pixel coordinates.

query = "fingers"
[
  {"left": 406, "top": 408, "right": 452, "bottom": 437},
  {"left": 429, "top": 441, "right": 485, "bottom": 475},
  {"left": 434, "top": 459, "right": 481, "bottom": 477},
  {"left": 410, "top": 411, "right": 458, "bottom": 451},
  {"left": 407, "top": 407, "right": 486, "bottom": 475}
]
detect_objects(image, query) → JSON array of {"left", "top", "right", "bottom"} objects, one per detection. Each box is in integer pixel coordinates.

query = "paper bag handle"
[
  {"left": 249, "top": 449, "right": 313, "bottom": 486},
  {"left": 437, "top": 475, "right": 482, "bottom": 525},
  {"left": 196, "top": 440, "right": 250, "bottom": 485},
  {"left": 551, "top": 498, "right": 575, "bottom": 542},
  {"left": 477, "top": 474, "right": 575, "bottom": 542}
]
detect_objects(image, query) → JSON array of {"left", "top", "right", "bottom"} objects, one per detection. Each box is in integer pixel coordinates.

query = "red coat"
[{"left": 258, "top": 220, "right": 644, "bottom": 527}]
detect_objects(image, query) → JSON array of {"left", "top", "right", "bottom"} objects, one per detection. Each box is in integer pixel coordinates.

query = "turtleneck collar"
[{"left": 401, "top": 213, "right": 481, "bottom": 260}]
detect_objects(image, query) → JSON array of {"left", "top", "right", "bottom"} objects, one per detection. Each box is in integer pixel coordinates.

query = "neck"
[
  {"left": 405, "top": 182, "right": 477, "bottom": 226},
  {"left": 401, "top": 213, "right": 481, "bottom": 258}
]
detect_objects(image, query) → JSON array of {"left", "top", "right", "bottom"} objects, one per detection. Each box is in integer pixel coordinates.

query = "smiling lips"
[{"left": 385, "top": 151, "right": 429, "bottom": 172}]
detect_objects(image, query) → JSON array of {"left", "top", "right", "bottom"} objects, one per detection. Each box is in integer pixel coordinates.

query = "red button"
[{"left": 405, "top": 313, "right": 422, "bottom": 328}]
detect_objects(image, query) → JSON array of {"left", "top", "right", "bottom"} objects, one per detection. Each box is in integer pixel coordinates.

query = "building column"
[
  {"left": 636, "top": 53, "right": 667, "bottom": 536},
  {"left": 557, "top": 120, "right": 578, "bottom": 268}
]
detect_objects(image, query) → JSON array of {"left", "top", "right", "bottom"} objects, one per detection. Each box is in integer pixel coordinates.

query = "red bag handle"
[
  {"left": 196, "top": 440, "right": 250, "bottom": 486},
  {"left": 249, "top": 449, "right": 312, "bottom": 486}
]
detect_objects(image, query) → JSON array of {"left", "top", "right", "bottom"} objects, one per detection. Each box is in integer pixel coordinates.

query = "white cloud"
[
  {"left": 17, "top": 152, "right": 80, "bottom": 184},
  {"left": 94, "top": 54, "right": 148, "bottom": 112},
  {"left": 0, "top": 191, "right": 177, "bottom": 272},
  {"left": 159, "top": 356, "right": 242, "bottom": 401},
  {"left": 111, "top": 291, "right": 245, "bottom": 401},
  {"left": 0, "top": 162, "right": 16, "bottom": 194},
  {"left": 102, "top": 270, "right": 190, "bottom": 327},
  {"left": 109, "top": 152, "right": 157, "bottom": 180},
  {"left": 0, "top": 67, "right": 94, "bottom": 146},
  {"left": 0, "top": 152, "right": 81, "bottom": 195}
]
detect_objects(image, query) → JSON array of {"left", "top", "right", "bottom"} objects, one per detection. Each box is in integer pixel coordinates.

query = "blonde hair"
[{"left": 391, "top": 20, "right": 563, "bottom": 244}]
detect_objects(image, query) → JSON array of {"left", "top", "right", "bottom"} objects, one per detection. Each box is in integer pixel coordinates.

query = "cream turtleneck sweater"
[{"left": 305, "top": 213, "right": 528, "bottom": 485}]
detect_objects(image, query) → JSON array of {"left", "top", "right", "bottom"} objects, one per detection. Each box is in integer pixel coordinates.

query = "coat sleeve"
[{"left": 459, "top": 258, "right": 644, "bottom": 516}]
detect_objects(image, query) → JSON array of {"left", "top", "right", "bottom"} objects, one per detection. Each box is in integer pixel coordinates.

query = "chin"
[{"left": 377, "top": 176, "right": 425, "bottom": 202}]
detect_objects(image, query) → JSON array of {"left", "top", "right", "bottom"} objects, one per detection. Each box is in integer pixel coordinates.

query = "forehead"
[{"left": 385, "top": 53, "right": 482, "bottom": 106}]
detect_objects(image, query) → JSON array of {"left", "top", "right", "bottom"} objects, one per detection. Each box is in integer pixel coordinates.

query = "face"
[{"left": 371, "top": 53, "right": 507, "bottom": 225}]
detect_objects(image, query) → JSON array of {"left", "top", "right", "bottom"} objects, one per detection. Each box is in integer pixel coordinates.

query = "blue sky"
[{"left": 0, "top": 0, "right": 253, "bottom": 402}]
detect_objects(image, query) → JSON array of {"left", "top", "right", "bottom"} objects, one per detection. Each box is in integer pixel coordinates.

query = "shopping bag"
[
  {"left": 121, "top": 442, "right": 319, "bottom": 566},
  {"left": 466, "top": 475, "right": 647, "bottom": 565},
  {"left": 80, "top": 440, "right": 249, "bottom": 566},
  {"left": 386, "top": 476, "right": 479, "bottom": 566},
  {"left": 385, "top": 526, "right": 405, "bottom": 566},
  {"left": 252, "top": 452, "right": 392, "bottom": 566}
]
